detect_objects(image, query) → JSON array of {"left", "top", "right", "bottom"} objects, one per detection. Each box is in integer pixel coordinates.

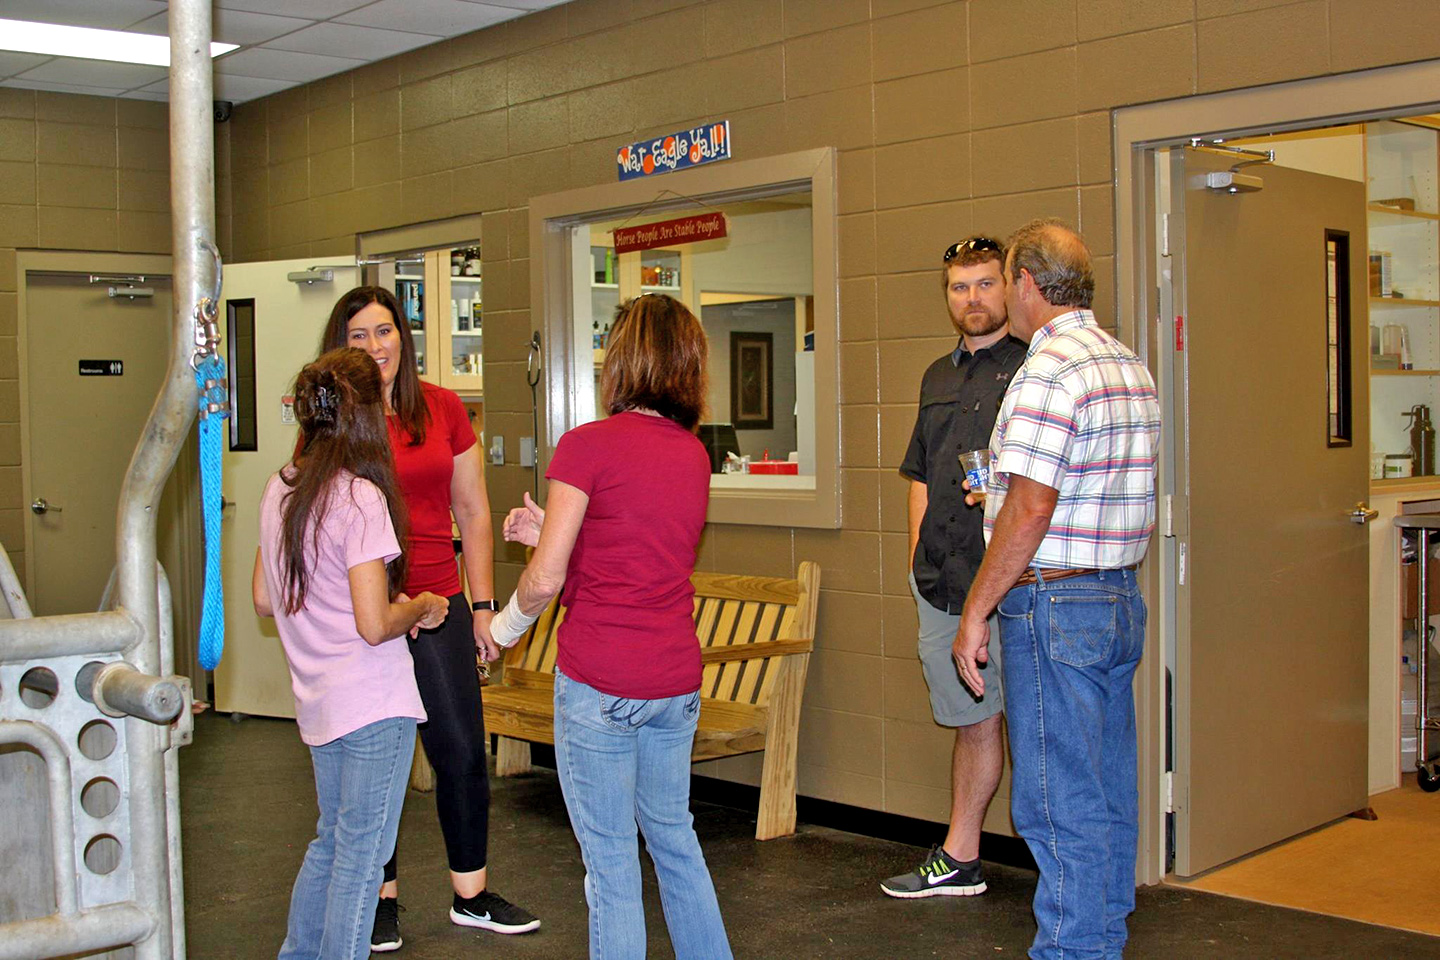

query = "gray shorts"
[{"left": 910, "top": 572, "right": 1004, "bottom": 727}]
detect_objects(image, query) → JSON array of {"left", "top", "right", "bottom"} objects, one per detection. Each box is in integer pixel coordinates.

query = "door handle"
[
  {"left": 30, "top": 497, "right": 62, "bottom": 515},
  {"left": 1350, "top": 502, "right": 1379, "bottom": 524}
]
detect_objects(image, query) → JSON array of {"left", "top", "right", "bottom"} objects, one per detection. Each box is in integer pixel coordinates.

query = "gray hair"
[{"left": 1004, "top": 218, "right": 1094, "bottom": 309}]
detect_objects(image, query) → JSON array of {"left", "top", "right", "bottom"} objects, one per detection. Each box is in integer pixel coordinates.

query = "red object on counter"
[{"left": 748, "top": 461, "right": 799, "bottom": 475}]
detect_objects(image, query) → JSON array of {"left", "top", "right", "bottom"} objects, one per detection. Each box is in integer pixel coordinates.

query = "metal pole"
[
  {"left": 0, "top": 610, "right": 140, "bottom": 662},
  {"left": 108, "top": 1, "right": 216, "bottom": 955},
  {"left": 0, "top": 904, "right": 154, "bottom": 960}
]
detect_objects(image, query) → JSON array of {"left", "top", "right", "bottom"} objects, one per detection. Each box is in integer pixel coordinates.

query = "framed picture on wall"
[{"left": 730, "top": 331, "right": 773, "bottom": 430}]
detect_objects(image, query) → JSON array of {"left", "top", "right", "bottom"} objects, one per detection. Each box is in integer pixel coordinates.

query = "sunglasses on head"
[{"left": 943, "top": 237, "right": 1002, "bottom": 262}]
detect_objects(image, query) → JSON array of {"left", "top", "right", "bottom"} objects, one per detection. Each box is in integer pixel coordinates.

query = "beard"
[{"left": 953, "top": 304, "right": 1006, "bottom": 338}]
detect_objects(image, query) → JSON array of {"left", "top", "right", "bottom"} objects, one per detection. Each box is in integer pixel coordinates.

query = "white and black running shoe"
[
  {"left": 449, "top": 891, "right": 541, "bottom": 934},
  {"left": 370, "top": 897, "right": 403, "bottom": 952},
  {"left": 880, "top": 845, "right": 987, "bottom": 898}
]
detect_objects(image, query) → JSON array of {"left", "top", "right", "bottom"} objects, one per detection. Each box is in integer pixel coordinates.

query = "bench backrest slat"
[{"left": 501, "top": 562, "right": 819, "bottom": 709}]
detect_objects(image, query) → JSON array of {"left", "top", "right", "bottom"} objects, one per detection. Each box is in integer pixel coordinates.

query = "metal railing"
[{"left": 0, "top": 0, "right": 215, "bottom": 955}]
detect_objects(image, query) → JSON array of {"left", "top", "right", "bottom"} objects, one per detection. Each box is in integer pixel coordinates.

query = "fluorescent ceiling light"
[{"left": 0, "top": 18, "right": 238, "bottom": 67}]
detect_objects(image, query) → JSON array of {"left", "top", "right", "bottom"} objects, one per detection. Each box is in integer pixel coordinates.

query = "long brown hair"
[
  {"left": 602, "top": 294, "right": 708, "bottom": 431},
  {"left": 278, "top": 347, "right": 409, "bottom": 614},
  {"left": 320, "top": 285, "right": 429, "bottom": 445}
]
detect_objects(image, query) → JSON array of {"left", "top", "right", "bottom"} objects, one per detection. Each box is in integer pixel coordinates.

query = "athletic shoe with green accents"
[{"left": 880, "top": 845, "right": 987, "bottom": 898}]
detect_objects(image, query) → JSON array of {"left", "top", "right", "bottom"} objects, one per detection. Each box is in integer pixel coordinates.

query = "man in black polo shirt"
[{"left": 881, "top": 237, "right": 1026, "bottom": 899}]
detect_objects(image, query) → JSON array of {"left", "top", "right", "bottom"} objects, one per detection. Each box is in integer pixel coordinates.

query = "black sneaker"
[
  {"left": 880, "top": 845, "right": 987, "bottom": 898},
  {"left": 371, "top": 897, "right": 402, "bottom": 952},
  {"left": 449, "top": 890, "right": 540, "bottom": 934}
]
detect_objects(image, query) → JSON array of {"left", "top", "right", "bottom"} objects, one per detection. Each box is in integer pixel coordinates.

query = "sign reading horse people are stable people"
[
  {"left": 612, "top": 212, "right": 727, "bottom": 255},
  {"left": 616, "top": 122, "right": 730, "bottom": 181}
]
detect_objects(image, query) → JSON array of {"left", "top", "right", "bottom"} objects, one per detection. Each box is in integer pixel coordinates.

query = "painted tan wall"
[
  {"left": 0, "top": 90, "right": 174, "bottom": 588},
  {"left": 215, "top": 0, "right": 1440, "bottom": 824}
]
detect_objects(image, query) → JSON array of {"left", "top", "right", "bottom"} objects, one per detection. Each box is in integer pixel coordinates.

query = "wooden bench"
[{"left": 482, "top": 561, "right": 820, "bottom": 840}]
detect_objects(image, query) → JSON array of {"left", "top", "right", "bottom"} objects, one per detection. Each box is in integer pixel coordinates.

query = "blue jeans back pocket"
[{"left": 1047, "top": 595, "right": 1118, "bottom": 667}]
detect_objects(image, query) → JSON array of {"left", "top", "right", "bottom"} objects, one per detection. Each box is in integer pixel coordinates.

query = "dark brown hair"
[
  {"left": 320, "top": 285, "right": 429, "bottom": 445},
  {"left": 940, "top": 236, "right": 1006, "bottom": 288},
  {"left": 278, "top": 347, "right": 408, "bottom": 614},
  {"left": 602, "top": 294, "right": 708, "bottom": 431}
]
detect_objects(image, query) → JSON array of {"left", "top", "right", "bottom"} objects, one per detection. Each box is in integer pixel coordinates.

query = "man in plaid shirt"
[{"left": 952, "top": 219, "right": 1160, "bottom": 960}]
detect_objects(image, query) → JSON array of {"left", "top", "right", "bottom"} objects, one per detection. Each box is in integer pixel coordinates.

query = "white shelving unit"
[{"left": 1367, "top": 120, "right": 1440, "bottom": 472}]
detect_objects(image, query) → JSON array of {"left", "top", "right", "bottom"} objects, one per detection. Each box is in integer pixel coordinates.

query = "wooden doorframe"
[
  {"left": 1114, "top": 61, "right": 1440, "bottom": 885},
  {"left": 14, "top": 252, "right": 201, "bottom": 687}
]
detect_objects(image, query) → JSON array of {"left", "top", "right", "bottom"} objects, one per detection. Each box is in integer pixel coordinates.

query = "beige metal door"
[
  {"left": 22, "top": 271, "right": 198, "bottom": 629},
  {"left": 1172, "top": 148, "right": 1370, "bottom": 875},
  {"left": 212, "top": 257, "right": 359, "bottom": 718}
]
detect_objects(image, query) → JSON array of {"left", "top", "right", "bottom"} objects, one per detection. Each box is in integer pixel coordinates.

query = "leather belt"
[{"left": 1012, "top": 564, "right": 1136, "bottom": 588}]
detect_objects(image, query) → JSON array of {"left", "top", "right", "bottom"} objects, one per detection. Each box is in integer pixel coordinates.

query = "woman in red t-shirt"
[
  {"left": 319, "top": 287, "right": 538, "bottom": 951},
  {"left": 494, "top": 295, "right": 731, "bottom": 959}
]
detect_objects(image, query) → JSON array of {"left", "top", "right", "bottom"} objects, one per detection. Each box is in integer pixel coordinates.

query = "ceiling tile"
[
  {"left": 262, "top": 22, "right": 441, "bottom": 60},
  {"left": 336, "top": 0, "right": 513, "bottom": 35},
  {"left": 17, "top": 57, "right": 166, "bottom": 88},
  {"left": 128, "top": 9, "right": 317, "bottom": 47},
  {"left": 0, "top": 50, "right": 48, "bottom": 78},
  {"left": 0, "top": 0, "right": 167, "bottom": 30},
  {"left": 213, "top": 47, "right": 367, "bottom": 83},
  {"left": 2, "top": 77, "right": 127, "bottom": 96},
  {"left": 213, "top": 0, "right": 374, "bottom": 17}
]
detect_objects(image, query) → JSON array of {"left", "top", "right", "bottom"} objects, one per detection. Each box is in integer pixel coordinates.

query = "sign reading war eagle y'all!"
[
  {"left": 613, "top": 212, "right": 728, "bottom": 255},
  {"left": 617, "top": 122, "right": 730, "bottom": 181}
]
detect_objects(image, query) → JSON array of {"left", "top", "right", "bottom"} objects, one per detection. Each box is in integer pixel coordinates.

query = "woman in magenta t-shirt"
[
  {"left": 254, "top": 347, "right": 449, "bottom": 959},
  {"left": 318, "top": 287, "right": 537, "bottom": 948},
  {"left": 495, "top": 295, "right": 732, "bottom": 959}
]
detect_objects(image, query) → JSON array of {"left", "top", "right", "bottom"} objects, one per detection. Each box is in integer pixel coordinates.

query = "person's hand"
[
  {"left": 409, "top": 591, "right": 449, "bottom": 637},
  {"left": 961, "top": 476, "right": 985, "bottom": 508},
  {"left": 502, "top": 491, "right": 545, "bottom": 547},
  {"left": 952, "top": 615, "right": 991, "bottom": 697},
  {"left": 472, "top": 608, "right": 501, "bottom": 662}
]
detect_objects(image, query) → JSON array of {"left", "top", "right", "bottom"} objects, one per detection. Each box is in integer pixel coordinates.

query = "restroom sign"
[{"left": 79, "top": 359, "right": 123, "bottom": 376}]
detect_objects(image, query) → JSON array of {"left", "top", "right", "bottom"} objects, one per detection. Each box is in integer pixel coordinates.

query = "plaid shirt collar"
[{"left": 1027, "top": 308, "right": 1096, "bottom": 355}]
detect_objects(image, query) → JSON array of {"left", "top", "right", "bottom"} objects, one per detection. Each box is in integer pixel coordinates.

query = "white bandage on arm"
[{"left": 489, "top": 592, "right": 540, "bottom": 648}]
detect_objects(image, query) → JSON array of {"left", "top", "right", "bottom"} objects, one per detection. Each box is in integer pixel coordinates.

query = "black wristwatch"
[{"left": 471, "top": 599, "right": 500, "bottom": 612}]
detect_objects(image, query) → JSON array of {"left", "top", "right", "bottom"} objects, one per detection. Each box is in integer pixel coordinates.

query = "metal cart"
[{"left": 1394, "top": 514, "right": 1440, "bottom": 791}]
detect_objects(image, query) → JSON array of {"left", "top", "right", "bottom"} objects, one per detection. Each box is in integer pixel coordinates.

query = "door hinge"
[
  {"left": 1162, "top": 494, "right": 1173, "bottom": 537},
  {"left": 1177, "top": 542, "right": 1187, "bottom": 586},
  {"left": 1161, "top": 213, "right": 1169, "bottom": 258},
  {"left": 1165, "top": 771, "right": 1174, "bottom": 814}
]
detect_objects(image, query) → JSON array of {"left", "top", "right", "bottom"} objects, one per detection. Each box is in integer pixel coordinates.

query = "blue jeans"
[
  {"left": 278, "top": 716, "right": 416, "bottom": 960},
  {"left": 553, "top": 669, "right": 732, "bottom": 960},
  {"left": 998, "top": 569, "right": 1145, "bottom": 960}
]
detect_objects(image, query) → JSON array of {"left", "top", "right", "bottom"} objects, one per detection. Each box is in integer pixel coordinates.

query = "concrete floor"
[{"left": 181, "top": 712, "right": 1440, "bottom": 959}]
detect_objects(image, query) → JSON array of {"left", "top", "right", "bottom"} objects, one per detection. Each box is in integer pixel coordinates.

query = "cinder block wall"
[
  {"left": 0, "top": 91, "right": 174, "bottom": 586},
  {"left": 208, "top": 0, "right": 1440, "bottom": 823}
]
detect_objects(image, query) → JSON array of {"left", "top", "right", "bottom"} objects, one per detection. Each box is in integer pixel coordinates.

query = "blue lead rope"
[{"left": 196, "top": 355, "right": 229, "bottom": 670}]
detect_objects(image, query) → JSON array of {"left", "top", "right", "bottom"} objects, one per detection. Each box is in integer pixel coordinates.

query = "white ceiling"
[{"left": 0, "top": 0, "right": 570, "bottom": 103}]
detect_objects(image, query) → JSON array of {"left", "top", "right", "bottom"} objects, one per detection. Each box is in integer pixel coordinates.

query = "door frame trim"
[
  {"left": 16, "top": 251, "right": 173, "bottom": 603},
  {"left": 1115, "top": 60, "right": 1440, "bottom": 885}
]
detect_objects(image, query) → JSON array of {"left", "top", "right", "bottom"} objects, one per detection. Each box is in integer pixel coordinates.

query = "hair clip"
[{"left": 313, "top": 384, "right": 337, "bottom": 423}]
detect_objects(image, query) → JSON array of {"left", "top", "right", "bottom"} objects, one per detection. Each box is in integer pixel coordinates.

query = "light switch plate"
[{"left": 489, "top": 435, "right": 504, "bottom": 465}]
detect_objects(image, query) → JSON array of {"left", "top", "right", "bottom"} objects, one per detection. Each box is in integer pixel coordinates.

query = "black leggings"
[{"left": 383, "top": 593, "right": 490, "bottom": 881}]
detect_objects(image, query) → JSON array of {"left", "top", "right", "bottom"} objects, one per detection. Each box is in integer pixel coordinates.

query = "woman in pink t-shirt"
[
  {"left": 253, "top": 347, "right": 448, "bottom": 960},
  {"left": 495, "top": 295, "right": 732, "bottom": 959}
]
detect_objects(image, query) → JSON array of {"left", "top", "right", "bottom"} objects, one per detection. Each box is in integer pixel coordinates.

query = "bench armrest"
[{"left": 700, "top": 638, "right": 813, "bottom": 664}]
